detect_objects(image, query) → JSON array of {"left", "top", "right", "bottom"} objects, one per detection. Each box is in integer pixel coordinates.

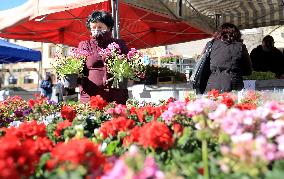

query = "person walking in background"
[
  {"left": 40, "top": 73, "right": 53, "bottom": 99},
  {"left": 78, "top": 10, "right": 129, "bottom": 104},
  {"left": 53, "top": 77, "right": 64, "bottom": 103},
  {"left": 205, "top": 23, "right": 252, "bottom": 92},
  {"left": 250, "top": 35, "right": 284, "bottom": 78}
]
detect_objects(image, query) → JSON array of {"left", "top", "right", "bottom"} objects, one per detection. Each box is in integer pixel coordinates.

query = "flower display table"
[{"left": 128, "top": 83, "right": 192, "bottom": 103}]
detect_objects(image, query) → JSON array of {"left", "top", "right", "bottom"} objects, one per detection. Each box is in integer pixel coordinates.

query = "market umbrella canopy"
[
  {"left": 183, "top": 0, "right": 284, "bottom": 30},
  {"left": 0, "top": 39, "right": 41, "bottom": 63},
  {"left": 0, "top": 0, "right": 210, "bottom": 49}
]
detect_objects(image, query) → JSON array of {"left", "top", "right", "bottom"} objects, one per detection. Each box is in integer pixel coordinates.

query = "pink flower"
[
  {"left": 106, "top": 104, "right": 127, "bottom": 117},
  {"left": 255, "top": 136, "right": 277, "bottom": 161},
  {"left": 231, "top": 132, "right": 253, "bottom": 143},
  {"left": 208, "top": 104, "right": 228, "bottom": 121},
  {"left": 186, "top": 98, "right": 217, "bottom": 117},
  {"left": 261, "top": 120, "right": 284, "bottom": 138},
  {"left": 276, "top": 135, "right": 284, "bottom": 152},
  {"left": 162, "top": 101, "right": 188, "bottom": 124},
  {"left": 101, "top": 159, "right": 129, "bottom": 179},
  {"left": 134, "top": 156, "right": 165, "bottom": 179},
  {"left": 264, "top": 101, "right": 284, "bottom": 119}
]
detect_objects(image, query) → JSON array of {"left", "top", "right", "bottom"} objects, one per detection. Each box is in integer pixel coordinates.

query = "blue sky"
[{"left": 0, "top": 0, "right": 28, "bottom": 11}]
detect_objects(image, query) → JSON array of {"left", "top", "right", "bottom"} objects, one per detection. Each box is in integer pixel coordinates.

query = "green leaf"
[{"left": 105, "top": 140, "right": 119, "bottom": 156}]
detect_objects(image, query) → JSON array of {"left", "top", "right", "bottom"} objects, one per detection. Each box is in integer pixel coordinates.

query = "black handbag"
[{"left": 190, "top": 40, "right": 214, "bottom": 94}]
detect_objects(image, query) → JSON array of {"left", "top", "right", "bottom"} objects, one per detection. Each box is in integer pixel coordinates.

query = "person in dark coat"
[
  {"left": 205, "top": 23, "right": 252, "bottom": 92},
  {"left": 250, "top": 35, "right": 284, "bottom": 78},
  {"left": 40, "top": 74, "right": 53, "bottom": 99},
  {"left": 78, "top": 10, "right": 129, "bottom": 104}
]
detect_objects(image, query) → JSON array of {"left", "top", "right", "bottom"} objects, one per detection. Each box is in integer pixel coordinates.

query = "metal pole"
[
  {"left": 37, "top": 61, "right": 40, "bottom": 91},
  {"left": 215, "top": 14, "right": 221, "bottom": 30},
  {"left": 37, "top": 42, "right": 43, "bottom": 92},
  {"left": 111, "top": 0, "right": 117, "bottom": 38},
  {"left": 115, "top": 0, "right": 120, "bottom": 39}
]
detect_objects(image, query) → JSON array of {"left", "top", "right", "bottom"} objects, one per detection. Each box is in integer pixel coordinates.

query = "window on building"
[
  {"left": 24, "top": 75, "right": 34, "bottom": 84},
  {"left": 62, "top": 45, "right": 69, "bottom": 56},
  {"left": 49, "top": 45, "right": 57, "bottom": 58},
  {"left": 8, "top": 76, "right": 17, "bottom": 84}
]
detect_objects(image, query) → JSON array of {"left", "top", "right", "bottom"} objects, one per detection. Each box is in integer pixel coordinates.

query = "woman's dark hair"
[
  {"left": 86, "top": 11, "right": 114, "bottom": 31},
  {"left": 262, "top": 35, "right": 274, "bottom": 49},
  {"left": 213, "top": 23, "right": 242, "bottom": 43}
]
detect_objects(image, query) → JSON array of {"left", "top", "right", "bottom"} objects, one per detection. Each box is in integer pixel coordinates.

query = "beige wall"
[{"left": 1, "top": 39, "right": 66, "bottom": 90}]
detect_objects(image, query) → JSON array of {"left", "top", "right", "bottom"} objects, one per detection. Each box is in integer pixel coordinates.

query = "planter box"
[
  {"left": 243, "top": 79, "right": 284, "bottom": 90},
  {"left": 128, "top": 83, "right": 193, "bottom": 103}
]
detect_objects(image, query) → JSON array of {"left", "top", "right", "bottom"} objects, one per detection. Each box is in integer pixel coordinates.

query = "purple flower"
[
  {"left": 14, "top": 110, "right": 23, "bottom": 117},
  {"left": 23, "top": 108, "right": 32, "bottom": 116}
]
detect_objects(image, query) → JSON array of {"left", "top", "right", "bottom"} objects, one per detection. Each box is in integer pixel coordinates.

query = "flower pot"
[
  {"left": 63, "top": 74, "right": 78, "bottom": 88},
  {"left": 110, "top": 78, "right": 128, "bottom": 89}
]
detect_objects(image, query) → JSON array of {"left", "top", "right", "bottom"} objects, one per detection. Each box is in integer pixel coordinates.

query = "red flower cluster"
[
  {"left": 207, "top": 90, "right": 235, "bottom": 108},
  {"left": 46, "top": 138, "right": 105, "bottom": 172},
  {"left": 54, "top": 120, "right": 72, "bottom": 137},
  {"left": 166, "top": 97, "right": 177, "bottom": 104},
  {"left": 139, "top": 121, "right": 174, "bottom": 150},
  {"left": 172, "top": 123, "right": 183, "bottom": 135},
  {"left": 207, "top": 89, "right": 220, "bottom": 99},
  {"left": 130, "top": 106, "right": 165, "bottom": 122},
  {"left": 123, "top": 126, "right": 141, "bottom": 147},
  {"left": 90, "top": 95, "right": 108, "bottom": 110},
  {"left": 240, "top": 91, "right": 259, "bottom": 106},
  {"left": 28, "top": 94, "right": 46, "bottom": 108},
  {"left": 235, "top": 103, "right": 257, "bottom": 110},
  {"left": 61, "top": 105, "right": 76, "bottom": 121},
  {"left": 99, "top": 117, "right": 135, "bottom": 139},
  {"left": 124, "top": 121, "right": 174, "bottom": 150},
  {"left": 220, "top": 93, "right": 235, "bottom": 108},
  {"left": 0, "top": 135, "right": 39, "bottom": 178},
  {"left": 4, "top": 120, "right": 47, "bottom": 139},
  {"left": 0, "top": 121, "right": 53, "bottom": 179}
]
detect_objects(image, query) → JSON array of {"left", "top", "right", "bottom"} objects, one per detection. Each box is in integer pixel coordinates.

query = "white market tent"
[
  {"left": 0, "top": 0, "right": 283, "bottom": 39},
  {"left": 124, "top": 0, "right": 284, "bottom": 32}
]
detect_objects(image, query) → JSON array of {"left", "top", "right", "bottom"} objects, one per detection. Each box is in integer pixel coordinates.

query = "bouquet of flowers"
[
  {"left": 51, "top": 47, "right": 88, "bottom": 77},
  {"left": 99, "top": 42, "right": 145, "bottom": 88}
]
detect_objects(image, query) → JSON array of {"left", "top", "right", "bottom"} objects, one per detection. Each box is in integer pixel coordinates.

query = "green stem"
[{"left": 202, "top": 139, "right": 209, "bottom": 179}]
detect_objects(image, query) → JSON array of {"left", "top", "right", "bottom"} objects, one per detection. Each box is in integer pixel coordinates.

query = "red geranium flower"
[
  {"left": 46, "top": 138, "right": 105, "bottom": 172},
  {"left": 207, "top": 89, "right": 220, "bottom": 99},
  {"left": 99, "top": 117, "right": 135, "bottom": 139},
  {"left": 0, "top": 135, "right": 42, "bottom": 178},
  {"left": 54, "top": 120, "right": 72, "bottom": 137},
  {"left": 235, "top": 103, "right": 257, "bottom": 110},
  {"left": 134, "top": 106, "right": 165, "bottom": 122},
  {"left": 61, "top": 105, "right": 76, "bottom": 121},
  {"left": 138, "top": 121, "right": 174, "bottom": 150},
  {"left": 123, "top": 126, "right": 141, "bottom": 147},
  {"left": 172, "top": 123, "right": 183, "bottom": 135},
  {"left": 90, "top": 95, "right": 108, "bottom": 110},
  {"left": 197, "top": 167, "right": 204, "bottom": 175},
  {"left": 4, "top": 120, "right": 47, "bottom": 139}
]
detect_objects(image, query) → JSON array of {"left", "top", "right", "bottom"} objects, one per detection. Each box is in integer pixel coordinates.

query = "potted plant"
[
  {"left": 160, "top": 54, "right": 180, "bottom": 64},
  {"left": 51, "top": 48, "right": 88, "bottom": 88},
  {"left": 99, "top": 42, "right": 145, "bottom": 89}
]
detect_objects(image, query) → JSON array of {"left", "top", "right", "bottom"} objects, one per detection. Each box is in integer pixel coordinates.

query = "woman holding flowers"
[{"left": 78, "top": 10, "right": 129, "bottom": 104}]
